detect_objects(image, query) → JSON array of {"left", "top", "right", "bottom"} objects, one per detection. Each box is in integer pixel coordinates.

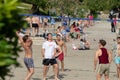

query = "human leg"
[
  {"left": 24, "top": 58, "right": 34, "bottom": 80},
  {"left": 42, "top": 59, "right": 50, "bottom": 80},
  {"left": 53, "top": 64, "right": 59, "bottom": 80},
  {"left": 61, "top": 60, "right": 64, "bottom": 72},
  {"left": 36, "top": 26, "right": 39, "bottom": 35},
  {"left": 43, "top": 65, "right": 49, "bottom": 80},
  {"left": 96, "top": 64, "right": 104, "bottom": 80},
  {"left": 32, "top": 27, "right": 35, "bottom": 36},
  {"left": 104, "top": 64, "right": 110, "bottom": 80},
  {"left": 58, "top": 52, "right": 64, "bottom": 71},
  {"left": 116, "top": 64, "right": 120, "bottom": 78},
  {"left": 115, "top": 57, "right": 120, "bottom": 78},
  {"left": 25, "top": 68, "right": 34, "bottom": 80},
  {"left": 104, "top": 75, "right": 109, "bottom": 80},
  {"left": 111, "top": 22, "right": 114, "bottom": 32},
  {"left": 96, "top": 74, "right": 102, "bottom": 80}
]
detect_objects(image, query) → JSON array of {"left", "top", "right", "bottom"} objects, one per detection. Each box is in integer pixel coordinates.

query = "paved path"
[{"left": 9, "top": 21, "right": 118, "bottom": 80}]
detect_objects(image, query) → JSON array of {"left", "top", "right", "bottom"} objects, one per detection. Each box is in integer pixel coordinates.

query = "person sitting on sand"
[
  {"left": 78, "top": 39, "right": 90, "bottom": 50},
  {"left": 84, "top": 39, "right": 90, "bottom": 50}
]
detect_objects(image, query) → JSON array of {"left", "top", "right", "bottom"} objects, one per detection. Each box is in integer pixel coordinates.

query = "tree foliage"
[
  {"left": 0, "top": 0, "right": 24, "bottom": 80},
  {"left": 47, "top": 0, "right": 81, "bottom": 17},
  {"left": 21, "top": 0, "right": 120, "bottom": 17},
  {"left": 84, "top": 0, "right": 120, "bottom": 11},
  {"left": 21, "top": 0, "right": 47, "bottom": 8},
  {"left": 83, "top": 0, "right": 120, "bottom": 18},
  {"left": 21, "top": 0, "right": 48, "bottom": 14}
]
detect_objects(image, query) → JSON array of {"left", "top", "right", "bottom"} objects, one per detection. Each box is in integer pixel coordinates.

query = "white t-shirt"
[{"left": 42, "top": 41, "right": 57, "bottom": 59}]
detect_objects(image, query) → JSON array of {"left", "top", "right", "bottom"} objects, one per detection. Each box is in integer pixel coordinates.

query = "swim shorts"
[
  {"left": 58, "top": 52, "right": 64, "bottom": 61},
  {"left": 24, "top": 58, "right": 34, "bottom": 68},
  {"left": 42, "top": 58, "right": 57, "bottom": 66},
  {"left": 32, "top": 23, "right": 39, "bottom": 28},
  {"left": 97, "top": 64, "right": 110, "bottom": 76},
  {"left": 115, "top": 56, "right": 120, "bottom": 64}
]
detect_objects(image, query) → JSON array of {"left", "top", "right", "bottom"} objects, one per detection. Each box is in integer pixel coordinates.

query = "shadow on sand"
[
  {"left": 48, "top": 68, "right": 71, "bottom": 80},
  {"left": 32, "top": 78, "right": 41, "bottom": 80}
]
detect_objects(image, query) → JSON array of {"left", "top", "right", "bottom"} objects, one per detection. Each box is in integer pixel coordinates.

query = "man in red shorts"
[{"left": 56, "top": 34, "right": 67, "bottom": 71}]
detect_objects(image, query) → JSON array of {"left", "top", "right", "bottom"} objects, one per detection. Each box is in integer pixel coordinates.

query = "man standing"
[
  {"left": 56, "top": 34, "right": 67, "bottom": 71},
  {"left": 41, "top": 33, "right": 59, "bottom": 80},
  {"left": 94, "top": 39, "right": 112, "bottom": 80},
  {"left": 16, "top": 31, "right": 34, "bottom": 80},
  {"left": 112, "top": 37, "right": 120, "bottom": 79},
  {"left": 31, "top": 16, "right": 40, "bottom": 36}
]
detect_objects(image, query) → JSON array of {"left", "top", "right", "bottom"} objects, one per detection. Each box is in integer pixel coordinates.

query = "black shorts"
[
  {"left": 32, "top": 23, "right": 39, "bottom": 28},
  {"left": 42, "top": 58, "right": 57, "bottom": 66},
  {"left": 44, "top": 22, "right": 47, "bottom": 26}
]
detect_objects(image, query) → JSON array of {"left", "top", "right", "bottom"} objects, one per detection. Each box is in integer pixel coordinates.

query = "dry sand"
[{"left": 8, "top": 21, "right": 117, "bottom": 80}]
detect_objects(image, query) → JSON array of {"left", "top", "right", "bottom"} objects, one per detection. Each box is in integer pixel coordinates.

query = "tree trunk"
[{"left": 31, "top": 4, "right": 40, "bottom": 14}]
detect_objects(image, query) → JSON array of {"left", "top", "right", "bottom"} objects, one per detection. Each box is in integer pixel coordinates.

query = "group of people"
[
  {"left": 25, "top": 16, "right": 55, "bottom": 37},
  {"left": 24, "top": 14, "right": 94, "bottom": 41},
  {"left": 16, "top": 31, "right": 67, "bottom": 80},
  {"left": 16, "top": 24, "right": 120, "bottom": 80},
  {"left": 94, "top": 37, "right": 120, "bottom": 80},
  {"left": 17, "top": 13, "right": 120, "bottom": 80},
  {"left": 55, "top": 19, "right": 92, "bottom": 42},
  {"left": 109, "top": 8, "right": 120, "bottom": 33}
]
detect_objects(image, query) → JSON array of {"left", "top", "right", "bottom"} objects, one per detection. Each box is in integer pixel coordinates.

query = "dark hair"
[
  {"left": 99, "top": 39, "right": 106, "bottom": 46},
  {"left": 47, "top": 33, "right": 52, "bottom": 36},
  {"left": 56, "top": 34, "right": 61, "bottom": 37},
  {"left": 22, "top": 35, "right": 29, "bottom": 42},
  {"left": 46, "top": 33, "right": 52, "bottom": 40},
  {"left": 80, "top": 39, "right": 84, "bottom": 42},
  {"left": 72, "top": 22, "right": 76, "bottom": 25},
  {"left": 117, "top": 37, "right": 120, "bottom": 39},
  {"left": 57, "top": 26, "right": 61, "bottom": 29}
]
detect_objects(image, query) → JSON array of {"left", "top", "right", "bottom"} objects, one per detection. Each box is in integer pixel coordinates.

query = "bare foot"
[
  {"left": 55, "top": 76, "right": 60, "bottom": 80},
  {"left": 61, "top": 69, "right": 64, "bottom": 72},
  {"left": 55, "top": 77, "right": 60, "bottom": 80},
  {"left": 43, "top": 78, "right": 47, "bottom": 80}
]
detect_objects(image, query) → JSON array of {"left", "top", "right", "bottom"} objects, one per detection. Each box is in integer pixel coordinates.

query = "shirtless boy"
[
  {"left": 16, "top": 31, "right": 34, "bottom": 80},
  {"left": 56, "top": 34, "right": 67, "bottom": 71}
]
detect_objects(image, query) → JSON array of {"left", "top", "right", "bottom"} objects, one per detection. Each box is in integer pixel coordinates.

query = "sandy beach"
[{"left": 8, "top": 21, "right": 117, "bottom": 80}]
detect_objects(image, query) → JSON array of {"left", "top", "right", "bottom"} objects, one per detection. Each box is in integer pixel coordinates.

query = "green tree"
[
  {"left": 21, "top": 0, "right": 83, "bottom": 17},
  {"left": 21, "top": 0, "right": 120, "bottom": 17},
  {"left": 0, "top": 0, "right": 24, "bottom": 80},
  {"left": 84, "top": 0, "right": 120, "bottom": 17},
  {"left": 21, "top": 0, "right": 47, "bottom": 14},
  {"left": 47, "top": 0, "right": 81, "bottom": 17}
]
